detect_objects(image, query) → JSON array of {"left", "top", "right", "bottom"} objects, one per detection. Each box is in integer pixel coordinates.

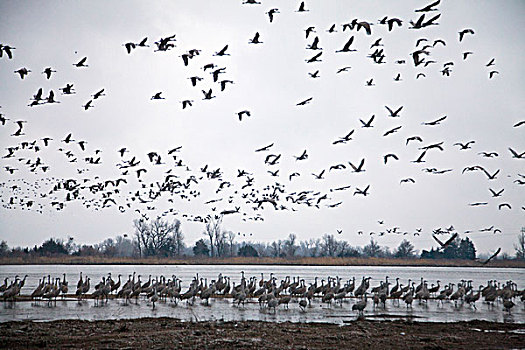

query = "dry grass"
[{"left": 0, "top": 255, "right": 523, "bottom": 267}]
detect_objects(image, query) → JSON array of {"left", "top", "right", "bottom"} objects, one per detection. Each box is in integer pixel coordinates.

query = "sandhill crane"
[
  {"left": 150, "top": 286, "right": 159, "bottom": 310},
  {"left": 59, "top": 274, "right": 68, "bottom": 298},
  {"left": 352, "top": 294, "right": 367, "bottom": 315},
  {"left": 73, "top": 57, "right": 88, "bottom": 67},
  {"left": 267, "top": 295, "right": 278, "bottom": 313}
]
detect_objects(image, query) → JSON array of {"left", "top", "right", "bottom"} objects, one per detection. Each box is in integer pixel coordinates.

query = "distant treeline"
[{"left": 1, "top": 217, "right": 524, "bottom": 261}]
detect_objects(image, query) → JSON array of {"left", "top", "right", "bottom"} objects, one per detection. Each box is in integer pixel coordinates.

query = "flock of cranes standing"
[{"left": 1, "top": 272, "right": 523, "bottom": 316}]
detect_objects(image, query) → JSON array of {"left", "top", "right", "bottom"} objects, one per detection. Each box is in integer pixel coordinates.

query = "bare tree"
[
  {"left": 284, "top": 233, "right": 298, "bottom": 257},
  {"left": 270, "top": 240, "right": 283, "bottom": 257},
  {"left": 227, "top": 231, "right": 236, "bottom": 257},
  {"left": 321, "top": 234, "right": 339, "bottom": 257},
  {"left": 338, "top": 240, "right": 349, "bottom": 257},
  {"left": 171, "top": 220, "right": 184, "bottom": 256},
  {"left": 515, "top": 227, "right": 525, "bottom": 260},
  {"left": 309, "top": 238, "right": 321, "bottom": 257},
  {"left": 204, "top": 215, "right": 222, "bottom": 257},
  {"left": 134, "top": 217, "right": 182, "bottom": 257},
  {"left": 363, "top": 238, "right": 382, "bottom": 257},
  {"left": 215, "top": 230, "right": 227, "bottom": 257}
]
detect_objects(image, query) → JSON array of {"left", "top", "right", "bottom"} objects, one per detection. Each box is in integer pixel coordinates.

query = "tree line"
[{"left": 1, "top": 218, "right": 524, "bottom": 261}]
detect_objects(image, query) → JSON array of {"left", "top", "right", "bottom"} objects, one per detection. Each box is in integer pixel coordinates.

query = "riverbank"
[
  {"left": 1, "top": 318, "right": 523, "bottom": 349},
  {"left": 1, "top": 256, "right": 524, "bottom": 268}
]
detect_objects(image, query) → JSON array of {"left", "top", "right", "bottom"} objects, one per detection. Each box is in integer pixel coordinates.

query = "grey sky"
[{"left": 0, "top": 0, "right": 524, "bottom": 255}]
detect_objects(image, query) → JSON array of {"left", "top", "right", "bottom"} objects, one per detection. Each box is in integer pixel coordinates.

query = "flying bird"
[
  {"left": 305, "top": 52, "right": 322, "bottom": 63},
  {"left": 123, "top": 42, "right": 136, "bottom": 54},
  {"left": 255, "top": 143, "right": 274, "bottom": 152},
  {"left": 333, "top": 130, "right": 354, "bottom": 144},
  {"left": 415, "top": 0, "right": 440, "bottom": 12},
  {"left": 92, "top": 89, "right": 105, "bottom": 99},
  {"left": 498, "top": 203, "right": 512, "bottom": 210},
  {"left": 433, "top": 232, "right": 457, "bottom": 250},
  {"left": 489, "top": 188, "right": 504, "bottom": 197},
  {"left": 294, "top": 150, "right": 308, "bottom": 161},
  {"left": 237, "top": 110, "right": 251, "bottom": 121},
  {"left": 385, "top": 105, "right": 403, "bottom": 117},
  {"left": 354, "top": 185, "right": 370, "bottom": 196},
  {"left": 42, "top": 67, "right": 56, "bottom": 79},
  {"left": 306, "top": 36, "right": 321, "bottom": 50},
  {"left": 383, "top": 126, "right": 402, "bottom": 137},
  {"left": 335, "top": 36, "right": 357, "bottom": 53},
  {"left": 384, "top": 154, "right": 399, "bottom": 164},
  {"left": 482, "top": 248, "right": 501, "bottom": 265},
  {"left": 214, "top": 45, "right": 230, "bottom": 56},
  {"left": 296, "top": 97, "right": 313, "bottom": 106},
  {"left": 348, "top": 159, "right": 365, "bottom": 172},
  {"left": 266, "top": 8, "right": 279, "bottom": 23},
  {"left": 459, "top": 28, "right": 475, "bottom": 42},
  {"left": 249, "top": 32, "right": 263, "bottom": 44},
  {"left": 14, "top": 68, "right": 31, "bottom": 79},
  {"left": 422, "top": 115, "right": 447, "bottom": 126},
  {"left": 151, "top": 92, "right": 165, "bottom": 100},
  {"left": 508, "top": 148, "right": 524, "bottom": 159},
  {"left": 489, "top": 71, "right": 499, "bottom": 79},
  {"left": 406, "top": 136, "right": 423, "bottom": 145},
  {"left": 359, "top": 115, "right": 375, "bottom": 128},
  {"left": 454, "top": 141, "right": 475, "bottom": 150},
  {"left": 73, "top": 57, "right": 88, "bottom": 67},
  {"left": 312, "top": 170, "right": 325, "bottom": 179}
]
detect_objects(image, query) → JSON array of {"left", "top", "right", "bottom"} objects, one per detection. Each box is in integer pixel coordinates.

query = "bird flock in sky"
[{"left": 0, "top": 0, "right": 523, "bottom": 245}]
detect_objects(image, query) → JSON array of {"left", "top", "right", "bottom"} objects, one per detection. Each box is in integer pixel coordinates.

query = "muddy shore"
[{"left": 1, "top": 318, "right": 524, "bottom": 349}]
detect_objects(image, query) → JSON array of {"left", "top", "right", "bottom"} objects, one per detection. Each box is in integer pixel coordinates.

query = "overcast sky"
[{"left": 0, "top": 0, "right": 524, "bottom": 255}]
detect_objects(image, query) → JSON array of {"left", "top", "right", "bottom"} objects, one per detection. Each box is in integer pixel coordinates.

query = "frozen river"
[{"left": 1, "top": 264, "right": 523, "bottom": 324}]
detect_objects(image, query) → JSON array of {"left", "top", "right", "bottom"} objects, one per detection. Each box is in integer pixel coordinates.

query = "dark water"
[{"left": 1, "top": 265, "right": 523, "bottom": 323}]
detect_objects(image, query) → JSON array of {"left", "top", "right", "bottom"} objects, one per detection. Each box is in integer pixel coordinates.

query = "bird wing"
[
  {"left": 342, "top": 36, "right": 354, "bottom": 50},
  {"left": 442, "top": 233, "right": 458, "bottom": 248},
  {"left": 483, "top": 248, "right": 501, "bottom": 264}
]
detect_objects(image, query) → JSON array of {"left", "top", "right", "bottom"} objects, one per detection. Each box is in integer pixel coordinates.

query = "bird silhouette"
[
  {"left": 459, "top": 29, "right": 475, "bottom": 42},
  {"left": 422, "top": 115, "right": 447, "bottom": 126},
  {"left": 482, "top": 248, "right": 501, "bottom": 264},
  {"left": 266, "top": 8, "right": 279, "bottom": 23},
  {"left": 384, "top": 154, "right": 399, "bottom": 164},
  {"left": 73, "top": 57, "right": 88, "bottom": 67},
  {"left": 305, "top": 52, "right": 322, "bottom": 63},
  {"left": 385, "top": 105, "right": 403, "bottom": 117},
  {"left": 14, "top": 68, "right": 31, "bottom": 79},
  {"left": 489, "top": 71, "right": 499, "bottom": 79},
  {"left": 296, "top": 97, "right": 313, "bottom": 106},
  {"left": 123, "top": 42, "right": 136, "bottom": 54},
  {"left": 214, "top": 45, "right": 230, "bottom": 56},
  {"left": 354, "top": 185, "right": 370, "bottom": 196},
  {"left": 415, "top": 0, "right": 440, "bottom": 12},
  {"left": 348, "top": 159, "right": 365, "bottom": 172},
  {"left": 359, "top": 115, "right": 375, "bottom": 128},
  {"left": 296, "top": 2, "right": 309, "bottom": 12},
  {"left": 237, "top": 110, "right": 251, "bottom": 121},
  {"left": 306, "top": 36, "right": 321, "bottom": 50},
  {"left": 305, "top": 26, "right": 316, "bottom": 39},
  {"left": 42, "top": 67, "right": 56, "bottom": 79},
  {"left": 254, "top": 144, "right": 274, "bottom": 153},
  {"left": 335, "top": 36, "right": 357, "bottom": 53},
  {"left": 249, "top": 32, "right": 263, "bottom": 44},
  {"left": 383, "top": 126, "right": 402, "bottom": 137},
  {"left": 508, "top": 148, "right": 525, "bottom": 159}
]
